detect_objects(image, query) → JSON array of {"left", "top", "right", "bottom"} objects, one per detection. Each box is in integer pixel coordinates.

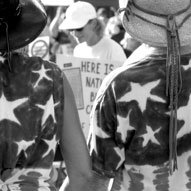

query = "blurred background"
[{"left": 42, "top": 0, "right": 118, "bottom": 9}]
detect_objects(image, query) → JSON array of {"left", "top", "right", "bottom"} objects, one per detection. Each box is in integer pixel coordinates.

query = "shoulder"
[
  {"left": 74, "top": 42, "right": 87, "bottom": 55},
  {"left": 74, "top": 42, "right": 86, "bottom": 50},
  {"left": 17, "top": 54, "right": 64, "bottom": 81},
  {"left": 27, "top": 55, "right": 60, "bottom": 69},
  {"left": 101, "top": 37, "right": 126, "bottom": 62},
  {"left": 101, "top": 37, "right": 126, "bottom": 57},
  {"left": 95, "top": 66, "right": 127, "bottom": 99},
  {"left": 101, "top": 37, "right": 122, "bottom": 47}
]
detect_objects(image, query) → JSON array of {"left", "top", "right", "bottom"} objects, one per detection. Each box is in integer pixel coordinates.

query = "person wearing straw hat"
[
  {"left": 87, "top": 0, "right": 191, "bottom": 190},
  {"left": 59, "top": 1, "right": 127, "bottom": 63},
  {"left": 0, "top": 0, "right": 94, "bottom": 191}
]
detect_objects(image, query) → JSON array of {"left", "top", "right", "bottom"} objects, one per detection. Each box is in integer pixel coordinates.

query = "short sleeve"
[{"left": 88, "top": 80, "right": 125, "bottom": 178}]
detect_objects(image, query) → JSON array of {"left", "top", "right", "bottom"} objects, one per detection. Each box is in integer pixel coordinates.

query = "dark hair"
[{"left": 92, "top": 18, "right": 105, "bottom": 38}]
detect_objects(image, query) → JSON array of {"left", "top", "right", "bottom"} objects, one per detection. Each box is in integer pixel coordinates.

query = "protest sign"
[
  {"left": 28, "top": 36, "right": 50, "bottom": 61},
  {"left": 57, "top": 55, "right": 122, "bottom": 138}
]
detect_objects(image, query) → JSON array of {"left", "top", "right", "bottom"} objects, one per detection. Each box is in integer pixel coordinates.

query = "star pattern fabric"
[
  {"left": 0, "top": 93, "right": 28, "bottom": 125},
  {"left": 88, "top": 52, "right": 191, "bottom": 191},
  {"left": 140, "top": 125, "right": 161, "bottom": 147},
  {"left": 37, "top": 95, "right": 59, "bottom": 126},
  {"left": 32, "top": 64, "right": 52, "bottom": 88},
  {"left": 118, "top": 80, "right": 165, "bottom": 112},
  {"left": 0, "top": 53, "right": 65, "bottom": 191},
  {"left": 117, "top": 109, "right": 135, "bottom": 143}
]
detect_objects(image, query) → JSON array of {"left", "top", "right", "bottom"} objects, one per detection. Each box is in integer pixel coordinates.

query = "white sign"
[
  {"left": 57, "top": 55, "right": 122, "bottom": 138},
  {"left": 41, "top": 0, "right": 74, "bottom": 6},
  {"left": 28, "top": 36, "right": 50, "bottom": 61}
]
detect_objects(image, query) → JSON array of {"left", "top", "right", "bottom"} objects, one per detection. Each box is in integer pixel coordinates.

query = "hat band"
[
  {"left": 130, "top": 0, "right": 191, "bottom": 175},
  {"left": 132, "top": 0, "right": 191, "bottom": 17},
  {"left": 119, "top": 0, "right": 191, "bottom": 31}
]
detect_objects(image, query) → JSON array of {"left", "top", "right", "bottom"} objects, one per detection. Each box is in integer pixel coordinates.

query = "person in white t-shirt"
[{"left": 59, "top": 1, "right": 127, "bottom": 64}]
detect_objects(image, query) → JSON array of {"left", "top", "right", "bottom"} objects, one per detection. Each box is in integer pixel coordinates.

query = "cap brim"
[{"left": 59, "top": 19, "right": 87, "bottom": 30}]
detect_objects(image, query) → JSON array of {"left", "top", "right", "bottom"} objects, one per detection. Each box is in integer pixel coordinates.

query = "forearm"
[
  {"left": 60, "top": 174, "right": 92, "bottom": 191},
  {"left": 89, "top": 170, "right": 122, "bottom": 191},
  {"left": 60, "top": 171, "right": 110, "bottom": 191},
  {"left": 49, "top": 17, "right": 60, "bottom": 37},
  {"left": 90, "top": 171, "right": 111, "bottom": 191}
]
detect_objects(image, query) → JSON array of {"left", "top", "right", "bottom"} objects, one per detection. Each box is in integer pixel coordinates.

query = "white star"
[
  {"left": 15, "top": 140, "right": 35, "bottom": 156},
  {"left": 114, "top": 147, "right": 125, "bottom": 169},
  {"left": 182, "top": 60, "right": 191, "bottom": 70},
  {"left": 89, "top": 110, "right": 110, "bottom": 154},
  {"left": 0, "top": 56, "right": 5, "bottom": 63},
  {"left": 32, "top": 64, "right": 52, "bottom": 88},
  {"left": 118, "top": 80, "right": 165, "bottom": 112},
  {"left": 90, "top": 110, "right": 110, "bottom": 139},
  {"left": 36, "top": 95, "right": 59, "bottom": 127},
  {"left": 0, "top": 93, "right": 28, "bottom": 125},
  {"left": 141, "top": 125, "right": 161, "bottom": 147},
  {"left": 176, "top": 93, "right": 191, "bottom": 138},
  {"left": 183, "top": 65, "right": 191, "bottom": 70},
  {"left": 42, "top": 134, "right": 57, "bottom": 158},
  {"left": 117, "top": 109, "right": 135, "bottom": 142}
]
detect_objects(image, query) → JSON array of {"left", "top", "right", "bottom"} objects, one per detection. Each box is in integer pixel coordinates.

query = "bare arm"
[
  {"left": 59, "top": 75, "right": 92, "bottom": 191},
  {"left": 49, "top": 6, "right": 65, "bottom": 38},
  {"left": 90, "top": 170, "right": 122, "bottom": 191},
  {"left": 60, "top": 170, "right": 111, "bottom": 191},
  {"left": 90, "top": 171, "right": 111, "bottom": 191}
]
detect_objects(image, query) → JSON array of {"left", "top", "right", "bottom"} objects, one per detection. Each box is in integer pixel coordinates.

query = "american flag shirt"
[
  {"left": 88, "top": 46, "right": 191, "bottom": 191},
  {"left": 0, "top": 52, "right": 64, "bottom": 191}
]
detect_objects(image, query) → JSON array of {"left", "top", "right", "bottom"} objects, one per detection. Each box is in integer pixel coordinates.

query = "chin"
[{"left": 76, "top": 38, "right": 85, "bottom": 43}]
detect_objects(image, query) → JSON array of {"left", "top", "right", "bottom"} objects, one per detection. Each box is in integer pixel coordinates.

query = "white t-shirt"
[{"left": 73, "top": 37, "right": 127, "bottom": 64}]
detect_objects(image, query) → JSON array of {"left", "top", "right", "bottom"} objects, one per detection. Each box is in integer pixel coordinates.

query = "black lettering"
[
  {"left": 81, "top": 61, "right": 86, "bottom": 72},
  {"left": 81, "top": 122, "right": 86, "bottom": 129},
  {"left": 91, "top": 62, "right": 96, "bottom": 73},
  {"left": 90, "top": 92, "right": 97, "bottom": 102},
  {"left": 87, "top": 61, "right": 91, "bottom": 72},
  {"left": 104, "top": 63, "right": 114, "bottom": 75},
  {"left": 86, "top": 105, "right": 93, "bottom": 114},
  {"left": 86, "top": 77, "right": 103, "bottom": 88},
  {"left": 81, "top": 61, "right": 101, "bottom": 74},
  {"left": 96, "top": 63, "right": 101, "bottom": 74}
]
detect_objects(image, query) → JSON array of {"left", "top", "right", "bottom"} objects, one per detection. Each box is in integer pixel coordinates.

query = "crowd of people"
[
  {"left": 43, "top": 1, "right": 141, "bottom": 62},
  {"left": 1, "top": 0, "right": 191, "bottom": 191}
]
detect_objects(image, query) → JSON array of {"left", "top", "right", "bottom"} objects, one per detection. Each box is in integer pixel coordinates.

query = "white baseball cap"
[{"left": 59, "top": 1, "right": 97, "bottom": 30}]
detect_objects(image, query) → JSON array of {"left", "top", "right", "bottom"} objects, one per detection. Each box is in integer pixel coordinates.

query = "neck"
[{"left": 86, "top": 35, "right": 103, "bottom": 46}]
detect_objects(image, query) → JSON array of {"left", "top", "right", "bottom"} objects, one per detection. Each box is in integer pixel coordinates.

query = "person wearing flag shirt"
[{"left": 87, "top": 0, "right": 191, "bottom": 191}]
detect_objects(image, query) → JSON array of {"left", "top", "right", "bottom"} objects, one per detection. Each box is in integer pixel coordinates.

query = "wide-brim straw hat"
[
  {"left": 119, "top": 0, "right": 191, "bottom": 47},
  {"left": 0, "top": 0, "right": 47, "bottom": 51}
]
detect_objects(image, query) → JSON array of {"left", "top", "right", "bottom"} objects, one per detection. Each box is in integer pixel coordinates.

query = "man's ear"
[{"left": 90, "top": 19, "right": 97, "bottom": 28}]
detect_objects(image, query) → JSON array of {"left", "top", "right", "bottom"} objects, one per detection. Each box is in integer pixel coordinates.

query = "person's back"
[
  {"left": 87, "top": 0, "right": 191, "bottom": 190},
  {"left": 0, "top": 1, "right": 95, "bottom": 191},
  {"left": 0, "top": 52, "right": 64, "bottom": 190},
  {"left": 88, "top": 45, "right": 191, "bottom": 190}
]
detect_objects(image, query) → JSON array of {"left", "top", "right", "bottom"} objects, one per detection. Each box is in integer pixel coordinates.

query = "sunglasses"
[
  {"left": 69, "top": 27, "right": 84, "bottom": 32},
  {"left": 69, "top": 19, "right": 93, "bottom": 32}
]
